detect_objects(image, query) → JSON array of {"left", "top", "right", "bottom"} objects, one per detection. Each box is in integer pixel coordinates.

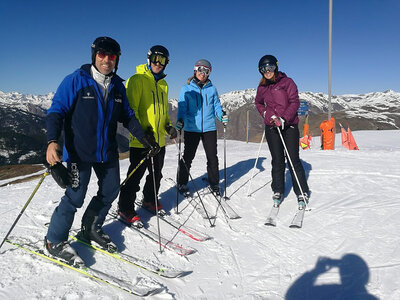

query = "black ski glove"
[
  {"left": 165, "top": 124, "right": 177, "bottom": 139},
  {"left": 140, "top": 129, "right": 160, "bottom": 157},
  {"left": 45, "top": 162, "right": 73, "bottom": 189}
]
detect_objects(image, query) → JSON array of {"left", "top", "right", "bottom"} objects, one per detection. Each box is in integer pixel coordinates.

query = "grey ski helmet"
[
  {"left": 194, "top": 59, "right": 212, "bottom": 72},
  {"left": 91, "top": 36, "right": 121, "bottom": 73},
  {"left": 147, "top": 45, "right": 170, "bottom": 66},
  {"left": 258, "top": 55, "right": 278, "bottom": 75}
]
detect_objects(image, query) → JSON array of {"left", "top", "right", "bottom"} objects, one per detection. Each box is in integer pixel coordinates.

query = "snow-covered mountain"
[
  {"left": 0, "top": 89, "right": 399, "bottom": 165},
  {"left": 0, "top": 91, "right": 53, "bottom": 116}
]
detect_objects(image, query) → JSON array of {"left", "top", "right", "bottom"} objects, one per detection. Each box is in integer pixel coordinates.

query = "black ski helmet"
[
  {"left": 91, "top": 36, "right": 121, "bottom": 73},
  {"left": 258, "top": 55, "right": 278, "bottom": 75},
  {"left": 147, "top": 45, "right": 170, "bottom": 66}
]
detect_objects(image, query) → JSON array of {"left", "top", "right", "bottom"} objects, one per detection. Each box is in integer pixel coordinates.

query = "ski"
[
  {"left": 159, "top": 215, "right": 212, "bottom": 242},
  {"left": 6, "top": 238, "right": 161, "bottom": 297},
  {"left": 165, "top": 177, "right": 214, "bottom": 220},
  {"left": 289, "top": 208, "right": 305, "bottom": 228},
  {"left": 109, "top": 211, "right": 196, "bottom": 256},
  {"left": 70, "top": 234, "right": 188, "bottom": 278},
  {"left": 206, "top": 186, "right": 241, "bottom": 219},
  {"left": 201, "top": 177, "right": 240, "bottom": 220},
  {"left": 264, "top": 206, "right": 280, "bottom": 226}
]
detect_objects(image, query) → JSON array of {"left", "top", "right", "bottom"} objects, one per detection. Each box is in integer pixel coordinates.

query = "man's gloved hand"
[
  {"left": 45, "top": 161, "right": 73, "bottom": 189},
  {"left": 221, "top": 111, "right": 229, "bottom": 124},
  {"left": 270, "top": 115, "right": 285, "bottom": 130},
  {"left": 175, "top": 119, "right": 184, "bottom": 131},
  {"left": 165, "top": 124, "right": 177, "bottom": 139},
  {"left": 141, "top": 134, "right": 161, "bottom": 157}
]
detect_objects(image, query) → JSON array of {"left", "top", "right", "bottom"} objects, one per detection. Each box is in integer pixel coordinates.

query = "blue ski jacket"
[
  {"left": 46, "top": 64, "right": 144, "bottom": 163},
  {"left": 177, "top": 79, "right": 223, "bottom": 133}
]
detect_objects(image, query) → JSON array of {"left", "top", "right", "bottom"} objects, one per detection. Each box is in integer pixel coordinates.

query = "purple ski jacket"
[{"left": 255, "top": 72, "right": 300, "bottom": 126}]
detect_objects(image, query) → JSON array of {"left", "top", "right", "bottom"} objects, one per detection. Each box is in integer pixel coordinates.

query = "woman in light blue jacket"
[{"left": 176, "top": 59, "right": 228, "bottom": 196}]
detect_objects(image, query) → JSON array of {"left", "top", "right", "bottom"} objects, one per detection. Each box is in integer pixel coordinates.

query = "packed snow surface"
[{"left": 1, "top": 130, "right": 399, "bottom": 299}]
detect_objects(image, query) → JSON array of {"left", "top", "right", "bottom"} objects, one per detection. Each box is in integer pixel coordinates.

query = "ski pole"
[
  {"left": 223, "top": 124, "right": 229, "bottom": 200},
  {"left": 276, "top": 127, "right": 309, "bottom": 210},
  {"left": 150, "top": 156, "right": 162, "bottom": 253},
  {"left": 173, "top": 139, "right": 214, "bottom": 227},
  {"left": 120, "top": 151, "right": 151, "bottom": 188},
  {"left": 175, "top": 130, "right": 182, "bottom": 214},
  {"left": 0, "top": 171, "right": 49, "bottom": 249},
  {"left": 246, "top": 130, "right": 265, "bottom": 196}
]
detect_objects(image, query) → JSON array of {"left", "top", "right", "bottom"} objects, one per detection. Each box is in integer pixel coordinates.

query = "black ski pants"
[
  {"left": 178, "top": 130, "right": 219, "bottom": 187},
  {"left": 118, "top": 146, "right": 166, "bottom": 212},
  {"left": 265, "top": 124, "right": 309, "bottom": 196}
]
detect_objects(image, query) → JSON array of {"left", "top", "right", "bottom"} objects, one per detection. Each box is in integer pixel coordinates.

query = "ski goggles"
[
  {"left": 97, "top": 51, "right": 117, "bottom": 61},
  {"left": 259, "top": 65, "right": 276, "bottom": 74},
  {"left": 150, "top": 54, "right": 168, "bottom": 66},
  {"left": 195, "top": 66, "right": 211, "bottom": 76}
]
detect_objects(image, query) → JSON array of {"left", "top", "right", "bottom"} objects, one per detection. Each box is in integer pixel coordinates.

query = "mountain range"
[{"left": 0, "top": 89, "right": 399, "bottom": 165}]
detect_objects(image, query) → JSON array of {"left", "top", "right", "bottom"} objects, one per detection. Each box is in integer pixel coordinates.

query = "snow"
[{"left": 1, "top": 130, "right": 400, "bottom": 299}]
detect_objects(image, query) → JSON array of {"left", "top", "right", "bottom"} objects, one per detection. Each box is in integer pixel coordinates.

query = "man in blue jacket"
[{"left": 45, "top": 37, "right": 158, "bottom": 264}]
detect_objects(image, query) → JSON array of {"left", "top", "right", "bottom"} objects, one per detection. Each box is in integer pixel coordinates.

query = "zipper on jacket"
[
  {"left": 93, "top": 82, "right": 107, "bottom": 162},
  {"left": 162, "top": 93, "right": 165, "bottom": 115},
  {"left": 100, "top": 86, "right": 113, "bottom": 163},
  {"left": 154, "top": 82, "right": 161, "bottom": 144},
  {"left": 200, "top": 89, "right": 204, "bottom": 132},
  {"left": 152, "top": 91, "right": 156, "bottom": 114}
]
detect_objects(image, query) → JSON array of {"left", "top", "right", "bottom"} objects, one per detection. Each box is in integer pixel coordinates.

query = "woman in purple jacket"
[{"left": 255, "top": 55, "right": 309, "bottom": 209}]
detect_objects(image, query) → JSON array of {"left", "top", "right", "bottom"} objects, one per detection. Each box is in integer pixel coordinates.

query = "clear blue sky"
[{"left": 1, "top": 0, "right": 399, "bottom": 99}]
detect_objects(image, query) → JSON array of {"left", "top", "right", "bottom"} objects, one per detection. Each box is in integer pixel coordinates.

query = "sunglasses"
[
  {"left": 259, "top": 65, "right": 276, "bottom": 74},
  {"left": 150, "top": 54, "right": 167, "bottom": 66},
  {"left": 97, "top": 51, "right": 117, "bottom": 61},
  {"left": 195, "top": 66, "right": 211, "bottom": 76}
]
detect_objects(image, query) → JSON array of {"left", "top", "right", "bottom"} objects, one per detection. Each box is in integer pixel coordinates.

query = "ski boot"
[
  {"left": 297, "top": 193, "right": 309, "bottom": 210},
  {"left": 142, "top": 201, "right": 166, "bottom": 217},
  {"left": 211, "top": 185, "right": 221, "bottom": 197},
  {"left": 78, "top": 216, "right": 118, "bottom": 253},
  {"left": 272, "top": 192, "right": 283, "bottom": 208},
  {"left": 118, "top": 210, "right": 144, "bottom": 228},
  {"left": 44, "top": 236, "right": 84, "bottom": 267},
  {"left": 178, "top": 184, "right": 190, "bottom": 197}
]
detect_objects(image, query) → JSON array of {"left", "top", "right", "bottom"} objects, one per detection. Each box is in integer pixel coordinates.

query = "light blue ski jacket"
[{"left": 177, "top": 79, "right": 223, "bottom": 133}]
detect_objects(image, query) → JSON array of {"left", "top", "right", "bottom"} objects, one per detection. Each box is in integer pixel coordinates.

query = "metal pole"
[
  {"left": 120, "top": 152, "right": 150, "bottom": 188},
  {"left": 328, "top": 0, "right": 333, "bottom": 120},
  {"left": 223, "top": 124, "right": 228, "bottom": 200},
  {"left": 173, "top": 139, "right": 214, "bottom": 227},
  {"left": 175, "top": 131, "right": 182, "bottom": 214},
  {"left": 246, "top": 130, "right": 265, "bottom": 196},
  {"left": 246, "top": 111, "right": 248, "bottom": 143},
  {"left": 0, "top": 171, "right": 49, "bottom": 249},
  {"left": 150, "top": 156, "right": 162, "bottom": 253},
  {"left": 277, "top": 127, "right": 308, "bottom": 210}
]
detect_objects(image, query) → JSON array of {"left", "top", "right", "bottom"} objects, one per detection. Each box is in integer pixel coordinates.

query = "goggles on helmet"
[
  {"left": 150, "top": 54, "right": 167, "bottom": 66},
  {"left": 259, "top": 65, "right": 276, "bottom": 74},
  {"left": 97, "top": 51, "right": 117, "bottom": 61},
  {"left": 195, "top": 66, "right": 211, "bottom": 76}
]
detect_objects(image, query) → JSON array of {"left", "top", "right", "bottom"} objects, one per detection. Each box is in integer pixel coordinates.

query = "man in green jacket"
[{"left": 118, "top": 45, "right": 177, "bottom": 226}]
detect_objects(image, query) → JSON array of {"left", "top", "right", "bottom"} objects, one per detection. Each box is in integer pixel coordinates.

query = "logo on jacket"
[
  {"left": 114, "top": 92, "right": 123, "bottom": 103},
  {"left": 82, "top": 92, "right": 95, "bottom": 100}
]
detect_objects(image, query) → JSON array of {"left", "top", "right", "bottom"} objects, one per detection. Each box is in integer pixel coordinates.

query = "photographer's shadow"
[{"left": 285, "top": 254, "right": 378, "bottom": 300}]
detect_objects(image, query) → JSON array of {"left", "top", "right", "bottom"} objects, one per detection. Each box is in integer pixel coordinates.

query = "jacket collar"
[{"left": 80, "top": 64, "right": 123, "bottom": 84}]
